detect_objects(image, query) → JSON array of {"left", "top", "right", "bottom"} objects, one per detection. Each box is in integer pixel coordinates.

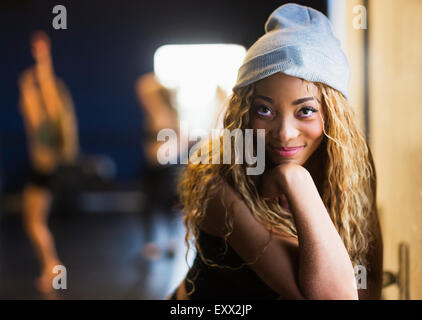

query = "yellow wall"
[
  {"left": 344, "top": 0, "right": 422, "bottom": 299},
  {"left": 368, "top": 0, "right": 422, "bottom": 299}
]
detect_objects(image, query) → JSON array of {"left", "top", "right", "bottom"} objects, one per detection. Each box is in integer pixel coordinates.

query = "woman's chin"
[{"left": 270, "top": 155, "right": 302, "bottom": 166}]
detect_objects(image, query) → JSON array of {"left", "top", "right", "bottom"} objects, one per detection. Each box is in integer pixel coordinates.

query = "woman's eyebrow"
[
  {"left": 292, "top": 97, "right": 320, "bottom": 105},
  {"left": 253, "top": 94, "right": 274, "bottom": 104}
]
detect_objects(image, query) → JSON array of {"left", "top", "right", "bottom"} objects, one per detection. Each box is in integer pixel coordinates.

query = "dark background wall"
[{"left": 0, "top": 0, "right": 326, "bottom": 192}]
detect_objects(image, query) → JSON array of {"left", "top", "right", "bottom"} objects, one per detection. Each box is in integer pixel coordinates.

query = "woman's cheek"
[
  {"left": 303, "top": 120, "right": 324, "bottom": 139},
  {"left": 249, "top": 117, "right": 260, "bottom": 130}
]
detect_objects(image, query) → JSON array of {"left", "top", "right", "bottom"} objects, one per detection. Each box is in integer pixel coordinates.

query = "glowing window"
[{"left": 154, "top": 44, "right": 246, "bottom": 134}]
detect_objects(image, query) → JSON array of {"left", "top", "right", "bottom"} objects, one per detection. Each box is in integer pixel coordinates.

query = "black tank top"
[{"left": 185, "top": 229, "right": 279, "bottom": 299}]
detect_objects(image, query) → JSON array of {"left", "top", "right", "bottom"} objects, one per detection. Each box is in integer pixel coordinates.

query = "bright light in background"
[{"left": 154, "top": 44, "right": 246, "bottom": 133}]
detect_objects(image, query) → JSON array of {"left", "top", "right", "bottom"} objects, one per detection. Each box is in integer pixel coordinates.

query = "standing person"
[
  {"left": 18, "top": 30, "right": 79, "bottom": 294},
  {"left": 171, "top": 3, "right": 383, "bottom": 299},
  {"left": 135, "top": 73, "right": 183, "bottom": 260}
]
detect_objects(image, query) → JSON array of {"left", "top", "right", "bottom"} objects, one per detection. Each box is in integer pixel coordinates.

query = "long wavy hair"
[{"left": 178, "top": 81, "right": 377, "bottom": 290}]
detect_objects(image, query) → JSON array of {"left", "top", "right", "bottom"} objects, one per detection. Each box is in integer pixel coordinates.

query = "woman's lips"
[{"left": 271, "top": 146, "right": 304, "bottom": 157}]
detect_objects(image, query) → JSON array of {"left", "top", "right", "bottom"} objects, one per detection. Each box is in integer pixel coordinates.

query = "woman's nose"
[{"left": 270, "top": 118, "right": 300, "bottom": 142}]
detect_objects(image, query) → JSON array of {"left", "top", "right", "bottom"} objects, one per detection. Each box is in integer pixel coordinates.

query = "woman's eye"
[
  {"left": 298, "top": 106, "right": 318, "bottom": 118},
  {"left": 256, "top": 105, "right": 272, "bottom": 117}
]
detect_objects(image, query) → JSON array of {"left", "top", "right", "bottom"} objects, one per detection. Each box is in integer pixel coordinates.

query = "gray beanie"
[{"left": 233, "top": 3, "right": 350, "bottom": 100}]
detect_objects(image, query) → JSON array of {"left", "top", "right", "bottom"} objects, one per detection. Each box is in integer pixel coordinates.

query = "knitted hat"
[{"left": 233, "top": 3, "right": 350, "bottom": 100}]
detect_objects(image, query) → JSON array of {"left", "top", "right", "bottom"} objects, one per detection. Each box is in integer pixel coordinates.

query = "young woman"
[
  {"left": 170, "top": 3, "right": 383, "bottom": 300},
  {"left": 18, "top": 30, "right": 79, "bottom": 295}
]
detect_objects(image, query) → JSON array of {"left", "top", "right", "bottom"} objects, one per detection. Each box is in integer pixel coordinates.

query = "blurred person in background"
[
  {"left": 135, "top": 73, "right": 183, "bottom": 260},
  {"left": 17, "top": 30, "right": 79, "bottom": 295}
]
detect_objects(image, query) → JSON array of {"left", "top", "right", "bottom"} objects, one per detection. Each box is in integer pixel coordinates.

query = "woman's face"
[{"left": 249, "top": 72, "right": 325, "bottom": 166}]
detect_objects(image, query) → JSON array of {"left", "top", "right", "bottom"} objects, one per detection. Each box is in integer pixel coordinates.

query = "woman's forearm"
[{"left": 281, "top": 167, "right": 358, "bottom": 299}]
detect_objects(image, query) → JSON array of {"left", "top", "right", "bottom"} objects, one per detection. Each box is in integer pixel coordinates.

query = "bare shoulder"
[
  {"left": 201, "top": 178, "right": 297, "bottom": 240},
  {"left": 199, "top": 179, "right": 266, "bottom": 238}
]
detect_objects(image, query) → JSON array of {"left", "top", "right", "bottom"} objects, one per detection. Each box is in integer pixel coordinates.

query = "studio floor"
[{"left": 0, "top": 208, "right": 190, "bottom": 300}]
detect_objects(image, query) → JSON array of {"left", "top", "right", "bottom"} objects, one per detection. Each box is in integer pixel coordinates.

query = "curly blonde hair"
[{"left": 178, "top": 81, "right": 377, "bottom": 292}]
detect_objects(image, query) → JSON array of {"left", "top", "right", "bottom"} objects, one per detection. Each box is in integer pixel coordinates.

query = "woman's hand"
[{"left": 260, "top": 162, "right": 310, "bottom": 199}]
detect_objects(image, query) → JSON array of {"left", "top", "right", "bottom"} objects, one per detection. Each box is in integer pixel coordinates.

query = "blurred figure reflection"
[
  {"left": 17, "top": 30, "right": 79, "bottom": 295},
  {"left": 135, "top": 73, "right": 183, "bottom": 261}
]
